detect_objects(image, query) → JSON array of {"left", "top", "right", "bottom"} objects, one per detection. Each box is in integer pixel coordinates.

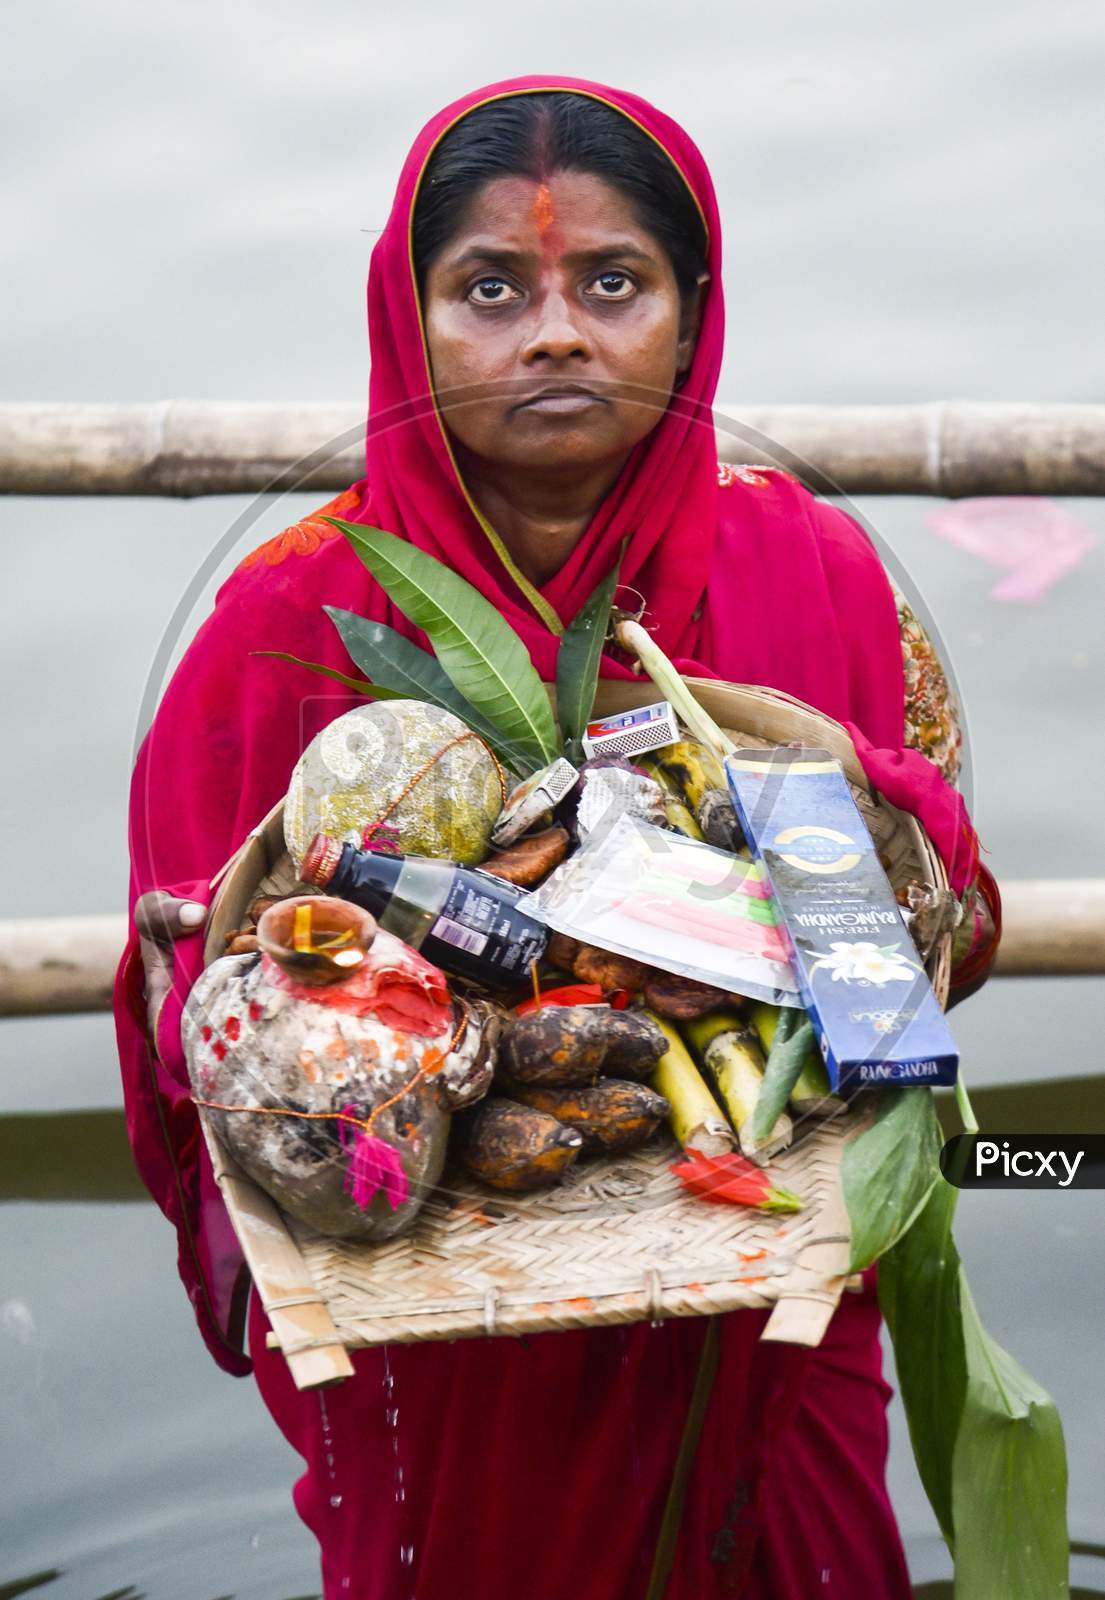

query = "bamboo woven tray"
[{"left": 201, "top": 679, "right": 954, "bottom": 1390}]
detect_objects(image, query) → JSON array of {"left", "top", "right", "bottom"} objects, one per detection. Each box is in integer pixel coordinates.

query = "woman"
[{"left": 116, "top": 76, "right": 998, "bottom": 1598}]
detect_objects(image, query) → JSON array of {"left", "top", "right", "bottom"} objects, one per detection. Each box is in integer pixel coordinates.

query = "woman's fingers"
[{"left": 134, "top": 890, "right": 207, "bottom": 945}]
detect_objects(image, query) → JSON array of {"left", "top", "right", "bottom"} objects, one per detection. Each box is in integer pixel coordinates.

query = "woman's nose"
[{"left": 522, "top": 290, "right": 591, "bottom": 364}]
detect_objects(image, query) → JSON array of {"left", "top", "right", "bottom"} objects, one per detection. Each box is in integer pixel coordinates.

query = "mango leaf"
[
  {"left": 879, "top": 1178, "right": 967, "bottom": 1544},
  {"left": 555, "top": 561, "right": 620, "bottom": 763},
  {"left": 253, "top": 650, "right": 402, "bottom": 699},
  {"left": 328, "top": 519, "right": 558, "bottom": 772},
  {"left": 322, "top": 609, "right": 533, "bottom": 774},
  {"left": 952, "top": 1275, "right": 1069, "bottom": 1597},
  {"left": 843, "top": 1087, "right": 943, "bottom": 1271}
]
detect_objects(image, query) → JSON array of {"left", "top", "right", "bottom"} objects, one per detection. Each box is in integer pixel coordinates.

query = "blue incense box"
[{"left": 725, "top": 748, "right": 958, "bottom": 1088}]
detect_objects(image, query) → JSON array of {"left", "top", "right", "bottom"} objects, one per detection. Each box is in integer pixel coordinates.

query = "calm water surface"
[{"left": 3, "top": 0, "right": 1104, "bottom": 1592}]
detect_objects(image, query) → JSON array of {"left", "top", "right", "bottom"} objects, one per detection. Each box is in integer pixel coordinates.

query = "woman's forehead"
[{"left": 435, "top": 170, "right": 659, "bottom": 260}]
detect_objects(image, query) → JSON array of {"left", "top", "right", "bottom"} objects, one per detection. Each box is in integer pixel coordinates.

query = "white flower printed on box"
[{"left": 810, "top": 940, "right": 920, "bottom": 986}]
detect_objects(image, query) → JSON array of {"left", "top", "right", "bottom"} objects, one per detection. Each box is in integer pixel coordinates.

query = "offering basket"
[{"left": 200, "top": 680, "right": 953, "bottom": 1389}]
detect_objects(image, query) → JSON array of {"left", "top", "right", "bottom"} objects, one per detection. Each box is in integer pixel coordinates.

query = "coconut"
[{"left": 284, "top": 700, "right": 502, "bottom": 868}]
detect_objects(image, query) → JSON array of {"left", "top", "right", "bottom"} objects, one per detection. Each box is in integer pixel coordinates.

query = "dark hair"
[{"left": 411, "top": 92, "right": 708, "bottom": 301}]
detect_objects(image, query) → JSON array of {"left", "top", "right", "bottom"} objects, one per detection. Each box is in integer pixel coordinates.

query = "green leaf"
[
  {"left": 952, "top": 1275, "right": 1069, "bottom": 1597},
  {"left": 879, "top": 1178, "right": 967, "bottom": 1544},
  {"left": 843, "top": 1087, "right": 943, "bottom": 1271},
  {"left": 750, "top": 1015, "right": 814, "bottom": 1143},
  {"left": 555, "top": 561, "right": 620, "bottom": 763},
  {"left": 329, "top": 519, "right": 559, "bottom": 771},
  {"left": 253, "top": 650, "right": 404, "bottom": 699},
  {"left": 880, "top": 1180, "right": 1070, "bottom": 1595},
  {"left": 321, "top": 610, "right": 533, "bottom": 774}
]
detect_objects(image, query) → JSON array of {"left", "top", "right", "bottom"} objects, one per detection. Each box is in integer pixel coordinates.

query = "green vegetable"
[
  {"left": 555, "top": 562, "right": 620, "bottom": 765},
  {"left": 330, "top": 519, "right": 559, "bottom": 772}
]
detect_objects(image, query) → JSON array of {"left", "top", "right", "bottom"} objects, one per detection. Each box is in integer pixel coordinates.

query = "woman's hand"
[{"left": 134, "top": 889, "right": 207, "bottom": 1035}]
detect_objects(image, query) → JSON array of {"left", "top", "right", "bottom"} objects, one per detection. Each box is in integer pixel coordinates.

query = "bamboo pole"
[
  {"left": 0, "top": 883, "right": 1102, "bottom": 1016},
  {"left": 4, "top": 401, "right": 1105, "bottom": 498}
]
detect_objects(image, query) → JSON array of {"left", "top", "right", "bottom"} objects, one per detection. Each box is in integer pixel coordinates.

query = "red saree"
[{"left": 114, "top": 74, "right": 988, "bottom": 1597}]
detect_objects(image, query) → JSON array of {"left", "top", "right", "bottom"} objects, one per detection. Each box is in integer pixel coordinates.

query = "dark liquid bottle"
[{"left": 301, "top": 834, "right": 549, "bottom": 987}]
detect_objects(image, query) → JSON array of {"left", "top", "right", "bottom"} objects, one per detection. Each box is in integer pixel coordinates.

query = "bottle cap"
[{"left": 301, "top": 832, "right": 343, "bottom": 887}]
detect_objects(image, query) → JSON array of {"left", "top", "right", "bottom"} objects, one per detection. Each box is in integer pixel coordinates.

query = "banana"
[{"left": 645, "top": 740, "right": 726, "bottom": 812}]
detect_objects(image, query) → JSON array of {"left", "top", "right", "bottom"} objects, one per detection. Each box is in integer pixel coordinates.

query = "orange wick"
[{"left": 532, "top": 181, "right": 555, "bottom": 235}]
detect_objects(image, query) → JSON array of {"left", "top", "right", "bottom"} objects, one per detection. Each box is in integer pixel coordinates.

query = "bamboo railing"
[
  {"left": 4, "top": 400, "right": 1105, "bottom": 497},
  {"left": 1, "top": 882, "right": 1102, "bottom": 1017}
]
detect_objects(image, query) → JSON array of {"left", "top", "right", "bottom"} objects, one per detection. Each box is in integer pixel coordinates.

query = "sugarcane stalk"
[
  {"left": 647, "top": 1012, "right": 736, "bottom": 1158},
  {"left": 682, "top": 1010, "right": 792, "bottom": 1164},
  {"left": 613, "top": 621, "right": 735, "bottom": 763},
  {"left": 747, "top": 1000, "right": 844, "bottom": 1117}
]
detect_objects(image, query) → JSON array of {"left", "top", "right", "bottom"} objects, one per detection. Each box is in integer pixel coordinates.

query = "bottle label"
[
  {"left": 423, "top": 875, "right": 547, "bottom": 982},
  {"left": 428, "top": 916, "right": 489, "bottom": 958}
]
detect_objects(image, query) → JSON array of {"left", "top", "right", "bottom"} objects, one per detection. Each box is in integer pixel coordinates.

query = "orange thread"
[
  {"left": 194, "top": 1005, "right": 470, "bottom": 1136},
  {"left": 362, "top": 731, "right": 507, "bottom": 848}
]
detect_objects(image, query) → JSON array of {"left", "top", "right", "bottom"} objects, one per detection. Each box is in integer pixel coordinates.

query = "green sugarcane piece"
[
  {"left": 750, "top": 1014, "right": 817, "bottom": 1144},
  {"left": 648, "top": 1013, "right": 735, "bottom": 1158},
  {"left": 683, "top": 1011, "right": 792, "bottom": 1164},
  {"left": 748, "top": 1001, "right": 844, "bottom": 1117}
]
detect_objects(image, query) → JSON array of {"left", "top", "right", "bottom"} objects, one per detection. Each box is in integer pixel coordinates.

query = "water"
[{"left": 3, "top": 1, "right": 1105, "bottom": 1593}]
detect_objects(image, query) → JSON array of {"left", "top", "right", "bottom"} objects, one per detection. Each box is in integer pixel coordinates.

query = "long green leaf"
[
  {"left": 322, "top": 610, "right": 533, "bottom": 773},
  {"left": 880, "top": 1181, "right": 1070, "bottom": 1595},
  {"left": 555, "top": 561, "right": 620, "bottom": 763},
  {"left": 843, "top": 1087, "right": 943, "bottom": 1271},
  {"left": 749, "top": 1014, "right": 814, "bottom": 1143},
  {"left": 952, "top": 1276, "right": 1069, "bottom": 1597},
  {"left": 879, "top": 1178, "right": 967, "bottom": 1544},
  {"left": 329, "top": 519, "right": 558, "bottom": 771},
  {"left": 253, "top": 650, "right": 404, "bottom": 699}
]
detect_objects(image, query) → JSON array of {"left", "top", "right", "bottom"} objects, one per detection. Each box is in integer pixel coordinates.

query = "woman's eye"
[
  {"left": 469, "top": 277, "right": 521, "bottom": 305},
  {"left": 590, "top": 271, "right": 635, "bottom": 299}
]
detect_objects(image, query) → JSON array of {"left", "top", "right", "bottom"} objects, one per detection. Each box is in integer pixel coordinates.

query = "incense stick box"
[{"left": 725, "top": 748, "right": 958, "bottom": 1088}]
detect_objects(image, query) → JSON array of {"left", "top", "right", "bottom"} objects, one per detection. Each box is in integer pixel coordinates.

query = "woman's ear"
[{"left": 675, "top": 271, "right": 710, "bottom": 383}]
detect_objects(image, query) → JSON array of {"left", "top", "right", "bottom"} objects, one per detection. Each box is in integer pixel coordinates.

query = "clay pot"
[{"left": 182, "top": 936, "right": 498, "bottom": 1240}]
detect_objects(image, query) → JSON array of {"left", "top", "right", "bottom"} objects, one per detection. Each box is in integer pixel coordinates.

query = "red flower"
[{"left": 671, "top": 1147, "right": 803, "bottom": 1213}]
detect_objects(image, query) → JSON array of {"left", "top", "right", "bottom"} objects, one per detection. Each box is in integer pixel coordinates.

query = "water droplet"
[
  {"left": 330, "top": 1493, "right": 344, "bottom": 1509},
  {"left": 396, "top": 1487, "right": 406, "bottom": 1502},
  {"left": 400, "top": 1543, "right": 415, "bottom": 1566},
  {"left": 386, "top": 1406, "right": 399, "bottom": 1426},
  {"left": 249, "top": 1532, "right": 260, "bottom": 1550}
]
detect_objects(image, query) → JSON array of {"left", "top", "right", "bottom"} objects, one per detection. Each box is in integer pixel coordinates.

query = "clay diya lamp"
[{"left": 256, "top": 894, "right": 376, "bottom": 986}]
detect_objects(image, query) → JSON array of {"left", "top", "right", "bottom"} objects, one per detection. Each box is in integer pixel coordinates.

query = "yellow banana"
[{"left": 682, "top": 1010, "right": 792, "bottom": 1163}]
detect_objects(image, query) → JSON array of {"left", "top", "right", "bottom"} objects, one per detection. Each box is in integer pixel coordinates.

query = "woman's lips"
[{"left": 516, "top": 391, "right": 607, "bottom": 414}]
